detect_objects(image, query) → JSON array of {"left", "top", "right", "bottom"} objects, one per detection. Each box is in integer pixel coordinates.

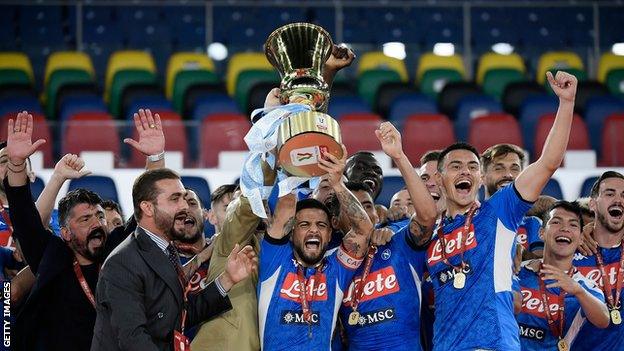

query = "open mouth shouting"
[
  {"left": 363, "top": 179, "right": 377, "bottom": 194},
  {"left": 430, "top": 191, "right": 441, "bottom": 202},
  {"left": 87, "top": 228, "right": 106, "bottom": 249},
  {"left": 608, "top": 205, "right": 624, "bottom": 220},
  {"left": 454, "top": 179, "right": 473, "bottom": 195},
  {"left": 304, "top": 236, "right": 321, "bottom": 251}
]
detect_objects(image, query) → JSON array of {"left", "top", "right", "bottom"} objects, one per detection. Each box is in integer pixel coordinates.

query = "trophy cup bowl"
[{"left": 264, "top": 23, "right": 343, "bottom": 177}]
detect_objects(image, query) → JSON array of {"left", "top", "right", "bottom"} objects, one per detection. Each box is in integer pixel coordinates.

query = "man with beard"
[
  {"left": 481, "top": 144, "right": 544, "bottom": 259},
  {"left": 516, "top": 201, "right": 608, "bottom": 350},
  {"left": 92, "top": 168, "right": 257, "bottom": 351},
  {"left": 572, "top": 171, "right": 624, "bottom": 350},
  {"left": 423, "top": 71, "right": 577, "bottom": 351}
]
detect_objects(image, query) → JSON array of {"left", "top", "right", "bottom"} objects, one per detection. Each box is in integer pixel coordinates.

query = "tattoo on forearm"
[
  {"left": 335, "top": 188, "right": 370, "bottom": 235},
  {"left": 410, "top": 217, "right": 433, "bottom": 246},
  {"left": 342, "top": 231, "right": 361, "bottom": 253}
]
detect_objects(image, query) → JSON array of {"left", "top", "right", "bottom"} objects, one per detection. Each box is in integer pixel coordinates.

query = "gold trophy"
[{"left": 264, "top": 23, "right": 343, "bottom": 177}]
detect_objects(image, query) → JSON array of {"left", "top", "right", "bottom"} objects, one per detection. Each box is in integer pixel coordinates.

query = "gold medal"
[
  {"left": 611, "top": 309, "right": 622, "bottom": 325},
  {"left": 557, "top": 338, "right": 568, "bottom": 351},
  {"left": 348, "top": 311, "right": 360, "bottom": 325},
  {"left": 453, "top": 271, "right": 466, "bottom": 289}
]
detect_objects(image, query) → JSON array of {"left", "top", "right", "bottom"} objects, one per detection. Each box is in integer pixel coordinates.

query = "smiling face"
[
  {"left": 345, "top": 153, "right": 383, "bottom": 200},
  {"left": 542, "top": 207, "right": 582, "bottom": 259},
  {"left": 591, "top": 177, "right": 624, "bottom": 233},
  {"left": 483, "top": 152, "right": 523, "bottom": 197},
  {"left": 292, "top": 208, "right": 331, "bottom": 266},
  {"left": 419, "top": 160, "right": 442, "bottom": 203},
  {"left": 437, "top": 149, "right": 482, "bottom": 212}
]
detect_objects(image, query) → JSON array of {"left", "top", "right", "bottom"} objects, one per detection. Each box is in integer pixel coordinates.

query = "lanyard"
[
  {"left": 537, "top": 263, "right": 573, "bottom": 340},
  {"left": 595, "top": 242, "right": 624, "bottom": 310},
  {"left": 72, "top": 259, "right": 99, "bottom": 308},
  {"left": 436, "top": 204, "right": 477, "bottom": 272},
  {"left": 349, "top": 245, "right": 378, "bottom": 312},
  {"left": 296, "top": 260, "right": 325, "bottom": 324}
]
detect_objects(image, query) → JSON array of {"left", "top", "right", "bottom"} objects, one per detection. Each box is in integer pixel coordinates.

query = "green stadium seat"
[
  {"left": 419, "top": 69, "right": 463, "bottom": 99},
  {"left": 45, "top": 69, "right": 93, "bottom": 118},
  {"left": 172, "top": 70, "right": 220, "bottom": 115},
  {"left": 357, "top": 70, "right": 402, "bottom": 107},
  {"left": 109, "top": 69, "right": 157, "bottom": 118},
  {"left": 0, "top": 69, "right": 31, "bottom": 88},
  {"left": 234, "top": 70, "right": 279, "bottom": 112},
  {"left": 482, "top": 68, "right": 525, "bottom": 101},
  {"left": 606, "top": 69, "right": 624, "bottom": 99}
]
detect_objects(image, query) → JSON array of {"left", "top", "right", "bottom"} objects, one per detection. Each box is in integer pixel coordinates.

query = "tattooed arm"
[{"left": 318, "top": 145, "right": 373, "bottom": 258}]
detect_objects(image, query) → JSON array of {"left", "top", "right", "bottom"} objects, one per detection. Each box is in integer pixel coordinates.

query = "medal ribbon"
[
  {"left": 72, "top": 259, "right": 99, "bottom": 308},
  {"left": 436, "top": 204, "right": 477, "bottom": 273},
  {"left": 349, "top": 245, "right": 378, "bottom": 312},
  {"left": 537, "top": 263, "right": 574, "bottom": 340},
  {"left": 594, "top": 242, "right": 624, "bottom": 311},
  {"left": 296, "top": 261, "right": 324, "bottom": 324}
]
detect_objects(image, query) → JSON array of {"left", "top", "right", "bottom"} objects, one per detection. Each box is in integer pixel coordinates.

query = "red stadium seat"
[
  {"left": 601, "top": 113, "right": 624, "bottom": 166},
  {"left": 468, "top": 113, "right": 523, "bottom": 153},
  {"left": 1, "top": 112, "right": 53, "bottom": 167},
  {"left": 340, "top": 113, "right": 383, "bottom": 155},
  {"left": 200, "top": 113, "right": 250, "bottom": 167},
  {"left": 402, "top": 114, "right": 455, "bottom": 165},
  {"left": 533, "top": 113, "right": 590, "bottom": 160},
  {"left": 62, "top": 112, "right": 120, "bottom": 159},
  {"left": 128, "top": 111, "right": 188, "bottom": 167}
]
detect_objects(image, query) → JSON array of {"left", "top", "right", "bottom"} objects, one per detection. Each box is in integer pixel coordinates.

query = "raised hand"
[
  {"left": 123, "top": 109, "right": 165, "bottom": 156},
  {"left": 53, "top": 154, "right": 91, "bottom": 180},
  {"left": 577, "top": 223, "right": 598, "bottom": 257},
  {"left": 223, "top": 244, "right": 258, "bottom": 286},
  {"left": 6, "top": 111, "right": 46, "bottom": 164},
  {"left": 264, "top": 87, "right": 282, "bottom": 108},
  {"left": 375, "top": 121, "right": 404, "bottom": 160},
  {"left": 546, "top": 71, "right": 578, "bottom": 103},
  {"left": 317, "top": 144, "right": 348, "bottom": 187},
  {"left": 386, "top": 205, "right": 409, "bottom": 222},
  {"left": 325, "top": 44, "right": 356, "bottom": 73},
  {"left": 541, "top": 264, "right": 583, "bottom": 296},
  {"left": 371, "top": 228, "right": 393, "bottom": 246}
]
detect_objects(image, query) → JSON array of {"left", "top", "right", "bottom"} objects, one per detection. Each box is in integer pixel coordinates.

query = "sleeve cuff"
[
  {"left": 512, "top": 183, "right": 536, "bottom": 205},
  {"left": 264, "top": 233, "right": 290, "bottom": 245},
  {"left": 215, "top": 277, "right": 228, "bottom": 297}
]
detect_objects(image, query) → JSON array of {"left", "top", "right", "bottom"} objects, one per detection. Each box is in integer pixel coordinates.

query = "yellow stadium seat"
[
  {"left": 536, "top": 51, "right": 584, "bottom": 84},
  {"left": 416, "top": 53, "right": 466, "bottom": 82},
  {"left": 598, "top": 52, "right": 624, "bottom": 83},
  {"left": 476, "top": 52, "right": 526, "bottom": 85},
  {"left": 357, "top": 52, "right": 409, "bottom": 82},
  {"left": 0, "top": 52, "right": 34, "bottom": 83},
  {"left": 165, "top": 52, "right": 215, "bottom": 99},
  {"left": 226, "top": 52, "right": 273, "bottom": 96},
  {"left": 104, "top": 50, "right": 156, "bottom": 102},
  {"left": 44, "top": 51, "right": 95, "bottom": 87}
]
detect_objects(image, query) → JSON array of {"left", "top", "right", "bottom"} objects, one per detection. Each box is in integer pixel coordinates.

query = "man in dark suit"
[{"left": 91, "top": 167, "right": 257, "bottom": 351}]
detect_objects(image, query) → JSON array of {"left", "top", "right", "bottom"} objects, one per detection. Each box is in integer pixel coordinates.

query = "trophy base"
[{"left": 278, "top": 132, "right": 343, "bottom": 177}]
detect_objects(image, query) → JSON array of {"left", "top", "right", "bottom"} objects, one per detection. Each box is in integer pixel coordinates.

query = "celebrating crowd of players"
[{"left": 1, "top": 58, "right": 624, "bottom": 351}]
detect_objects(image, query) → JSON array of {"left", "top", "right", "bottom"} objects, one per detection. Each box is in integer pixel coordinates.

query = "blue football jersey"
[{"left": 516, "top": 216, "right": 543, "bottom": 253}]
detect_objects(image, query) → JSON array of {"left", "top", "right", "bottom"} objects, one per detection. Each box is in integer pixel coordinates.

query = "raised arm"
[
  {"left": 266, "top": 194, "right": 297, "bottom": 240},
  {"left": 375, "top": 122, "right": 437, "bottom": 244},
  {"left": 322, "top": 44, "right": 356, "bottom": 88},
  {"left": 318, "top": 145, "right": 373, "bottom": 257},
  {"left": 123, "top": 109, "right": 166, "bottom": 170},
  {"left": 515, "top": 71, "right": 577, "bottom": 202}
]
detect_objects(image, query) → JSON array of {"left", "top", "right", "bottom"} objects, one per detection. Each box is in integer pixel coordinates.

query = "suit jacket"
[{"left": 91, "top": 227, "right": 232, "bottom": 351}]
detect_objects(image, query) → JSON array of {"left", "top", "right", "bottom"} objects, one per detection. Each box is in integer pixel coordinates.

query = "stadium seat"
[
  {"left": 62, "top": 112, "right": 120, "bottom": 157},
  {"left": 542, "top": 179, "right": 563, "bottom": 199},
  {"left": 438, "top": 82, "right": 482, "bottom": 118},
  {"left": 574, "top": 81, "right": 610, "bottom": 115},
  {"left": 340, "top": 113, "right": 383, "bottom": 153},
  {"left": 129, "top": 111, "right": 188, "bottom": 167},
  {"left": 357, "top": 52, "right": 409, "bottom": 82},
  {"left": 579, "top": 176, "right": 598, "bottom": 197},
  {"left": 374, "top": 82, "right": 417, "bottom": 117},
  {"left": 68, "top": 176, "right": 119, "bottom": 203},
  {"left": 109, "top": 69, "right": 158, "bottom": 118},
  {"left": 454, "top": 94, "right": 503, "bottom": 141},
  {"left": 482, "top": 69, "right": 525, "bottom": 101},
  {"left": 200, "top": 114, "right": 250, "bottom": 167},
  {"left": 585, "top": 96, "right": 624, "bottom": 155},
  {"left": 172, "top": 70, "right": 220, "bottom": 116},
  {"left": 45, "top": 69, "right": 95, "bottom": 118},
  {"left": 0, "top": 96, "right": 42, "bottom": 117},
  {"left": 59, "top": 96, "right": 108, "bottom": 121},
  {"left": 598, "top": 53, "right": 624, "bottom": 98},
  {"left": 468, "top": 113, "right": 523, "bottom": 153},
  {"left": 536, "top": 51, "right": 586, "bottom": 86},
  {"left": 105, "top": 51, "right": 157, "bottom": 102},
  {"left": 502, "top": 81, "right": 545, "bottom": 116},
  {"left": 533, "top": 113, "right": 590, "bottom": 160},
  {"left": 166, "top": 52, "right": 215, "bottom": 98},
  {"left": 234, "top": 70, "right": 279, "bottom": 113},
  {"left": 328, "top": 96, "right": 371, "bottom": 120},
  {"left": 358, "top": 70, "right": 402, "bottom": 107},
  {"left": 387, "top": 93, "right": 438, "bottom": 130},
  {"left": 600, "top": 113, "right": 624, "bottom": 166},
  {"left": 225, "top": 52, "right": 273, "bottom": 96},
  {"left": 180, "top": 176, "right": 212, "bottom": 209},
  {"left": 377, "top": 176, "right": 406, "bottom": 208},
  {"left": 124, "top": 97, "right": 173, "bottom": 121},
  {"left": 191, "top": 94, "right": 240, "bottom": 121},
  {"left": 0, "top": 113, "right": 53, "bottom": 167},
  {"left": 476, "top": 52, "right": 526, "bottom": 86},
  {"left": 43, "top": 52, "right": 95, "bottom": 89},
  {"left": 518, "top": 95, "right": 559, "bottom": 155},
  {"left": 0, "top": 52, "right": 34, "bottom": 85},
  {"left": 416, "top": 53, "right": 465, "bottom": 98},
  {"left": 247, "top": 81, "right": 279, "bottom": 116},
  {"left": 402, "top": 114, "right": 455, "bottom": 165}
]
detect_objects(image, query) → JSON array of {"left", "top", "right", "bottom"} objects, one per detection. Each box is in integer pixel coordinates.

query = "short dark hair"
[
  {"left": 345, "top": 181, "right": 373, "bottom": 197},
  {"left": 437, "top": 142, "right": 480, "bottom": 172},
  {"left": 132, "top": 168, "right": 181, "bottom": 220},
  {"left": 420, "top": 150, "right": 441, "bottom": 167},
  {"left": 58, "top": 189, "right": 103, "bottom": 226},
  {"left": 210, "top": 184, "right": 238, "bottom": 205},
  {"left": 543, "top": 200, "right": 583, "bottom": 229},
  {"left": 296, "top": 198, "right": 331, "bottom": 223},
  {"left": 480, "top": 143, "right": 526, "bottom": 171},
  {"left": 101, "top": 200, "right": 123, "bottom": 217},
  {"left": 345, "top": 151, "right": 378, "bottom": 170},
  {"left": 590, "top": 171, "right": 624, "bottom": 198}
]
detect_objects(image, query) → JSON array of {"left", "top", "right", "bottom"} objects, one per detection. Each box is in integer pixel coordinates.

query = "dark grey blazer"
[{"left": 91, "top": 227, "right": 232, "bottom": 351}]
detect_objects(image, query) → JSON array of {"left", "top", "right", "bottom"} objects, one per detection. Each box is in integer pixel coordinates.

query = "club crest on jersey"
[
  {"left": 519, "top": 323, "right": 547, "bottom": 341},
  {"left": 281, "top": 310, "right": 320, "bottom": 325},
  {"left": 521, "top": 288, "right": 563, "bottom": 319},
  {"left": 436, "top": 262, "right": 472, "bottom": 286},
  {"left": 352, "top": 308, "right": 395, "bottom": 327},
  {"left": 427, "top": 224, "right": 477, "bottom": 265},
  {"left": 280, "top": 272, "right": 328, "bottom": 302},
  {"left": 343, "top": 266, "right": 400, "bottom": 305},
  {"left": 381, "top": 249, "right": 391, "bottom": 260},
  {"left": 577, "top": 262, "right": 620, "bottom": 289}
]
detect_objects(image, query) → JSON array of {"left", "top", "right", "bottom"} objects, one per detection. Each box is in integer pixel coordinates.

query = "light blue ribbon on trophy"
[{"left": 240, "top": 103, "right": 316, "bottom": 218}]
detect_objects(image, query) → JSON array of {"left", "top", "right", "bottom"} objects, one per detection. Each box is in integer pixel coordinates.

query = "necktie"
[{"left": 167, "top": 244, "right": 187, "bottom": 286}]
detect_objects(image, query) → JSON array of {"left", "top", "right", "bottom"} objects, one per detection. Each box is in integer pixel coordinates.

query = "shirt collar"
[{"left": 141, "top": 226, "right": 170, "bottom": 254}]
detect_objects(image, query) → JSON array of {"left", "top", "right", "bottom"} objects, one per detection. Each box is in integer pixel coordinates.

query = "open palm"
[
  {"left": 225, "top": 244, "right": 258, "bottom": 284},
  {"left": 123, "top": 109, "right": 165, "bottom": 156},
  {"left": 6, "top": 111, "right": 46, "bottom": 163}
]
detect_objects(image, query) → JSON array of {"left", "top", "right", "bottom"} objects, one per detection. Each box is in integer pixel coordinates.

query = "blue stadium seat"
[
  {"left": 519, "top": 95, "right": 559, "bottom": 155},
  {"left": 191, "top": 94, "right": 240, "bottom": 121},
  {"left": 580, "top": 176, "right": 598, "bottom": 198},
  {"left": 328, "top": 96, "right": 371, "bottom": 120},
  {"left": 376, "top": 176, "right": 406, "bottom": 208},
  {"left": 585, "top": 96, "right": 624, "bottom": 155},
  {"left": 18, "top": 6, "right": 63, "bottom": 25},
  {"left": 388, "top": 93, "right": 438, "bottom": 130},
  {"left": 20, "top": 24, "right": 64, "bottom": 45},
  {"left": 31, "top": 177, "right": 45, "bottom": 202},
  {"left": 125, "top": 97, "right": 173, "bottom": 120},
  {"left": 68, "top": 176, "right": 119, "bottom": 203},
  {"left": 542, "top": 179, "right": 563, "bottom": 199},
  {"left": 59, "top": 96, "right": 108, "bottom": 121},
  {"left": 118, "top": 6, "right": 161, "bottom": 23},
  {"left": 0, "top": 96, "right": 43, "bottom": 117},
  {"left": 600, "top": 6, "right": 624, "bottom": 48},
  {"left": 454, "top": 94, "right": 503, "bottom": 141},
  {"left": 83, "top": 6, "right": 116, "bottom": 24}
]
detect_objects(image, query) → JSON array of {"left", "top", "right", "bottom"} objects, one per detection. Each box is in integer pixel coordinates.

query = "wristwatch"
[{"left": 147, "top": 151, "right": 165, "bottom": 162}]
